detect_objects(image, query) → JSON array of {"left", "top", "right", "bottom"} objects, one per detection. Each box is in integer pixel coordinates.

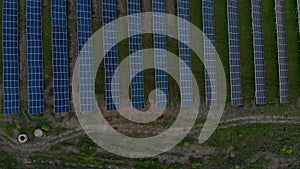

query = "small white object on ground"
[
  {"left": 34, "top": 129, "right": 43, "bottom": 138},
  {"left": 18, "top": 134, "right": 28, "bottom": 143}
]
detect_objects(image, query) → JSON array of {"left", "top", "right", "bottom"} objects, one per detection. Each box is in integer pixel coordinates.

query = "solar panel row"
[
  {"left": 275, "top": 0, "right": 289, "bottom": 104},
  {"left": 3, "top": 0, "right": 20, "bottom": 115},
  {"left": 128, "top": 0, "right": 145, "bottom": 109},
  {"left": 77, "top": 0, "right": 95, "bottom": 112},
  {"left": 227, "top": 0, "right": 243, "bottom": 106},
  {"left": 203, "top": 0, "right": 218, "bottom": 106},
  {"left": 153, "top": 0, "right": 169, "bottom": 108},
  {"left": 178, "top": 0, "right": 193, "bottom": 108},
  {"left": 3, "top": 0, "right": 297, "bottom": 116},
  {"left": 27, "top": 0, "right": 45, "bottom": 114},
  {"left": 52, "top": 0, "right": 70, "bottom": 113},
  {"left": 251, "top": 0, "right": 267, "bottom": 105},
  {"left": 102, "top": 0, "right": 120, "bottom": 110}
]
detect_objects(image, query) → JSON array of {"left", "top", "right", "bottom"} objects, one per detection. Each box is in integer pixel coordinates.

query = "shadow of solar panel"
[
  {"left": 27, "top": 0, "right": 44, "bottom": 114},
  {"left": 3, "top": 0, "right": 20, "bottom": 115}
]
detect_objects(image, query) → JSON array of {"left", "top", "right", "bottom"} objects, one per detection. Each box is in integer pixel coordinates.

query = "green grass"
[
  {"left": 26, "top": 123, "right": 300, "bottom": 168},
  {"left": 42, "top": 1, "right": 53, "bottom": 77},
  {"left": 190, "top": 0, "right": 205, "bottom": 100},
  {"left": 42, "top": 0, "right": 54, "bottom": 108},
  {"left": 238, "top": 0, "right": 255, "bottom": 102},
  {"left": 262, "top": 0, "right": 279, "bottom": 103},
  {"left": 214, "top": 0, "right": 231, "bottom": 101},
  {"left": 285, "top": 0, "right": 300, "bottom": 102},
  {"left": 207, "top": 124, "right": 300, "bottom": 168},
  {"left": 0, "top": 152, "right": 18, "bottom": 168}
]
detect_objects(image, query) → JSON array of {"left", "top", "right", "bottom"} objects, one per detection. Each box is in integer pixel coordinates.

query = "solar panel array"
[
  {"left": 177, "top": 0, "right": 193, "bottom": 108},
  {"left": 203, "top": 0, "right": 218, "bottom": 106},
  {"left": 275, "top": 0, "right": 289, "bottom": 104},
  {"left": 102, "top": 0, "right": 120, "bottom": 110},
  {"left": 3, "top": 0, "right": 298, "bottom": 116},
  {"left": 52, "top": 0, "right": 70, "bottom": 113},
  {"left": 27, "top": 0, "right": 44, "bottom": 114},
  {"left": 128, "top": 0, "right": 145, "bottom": 109},
  {"left": 77, "top": 0, "right": 95, "bottom": 112},
  {"left": 153, "top": 0, "right": 169, "bottom": 108},
  {"left": 3, "top": 0, "right": 20, "bottom": 114},
  {"left": 251, "top": 0, "right": 267, "bottom": 105},
  {"left": 227, "top": 0, "right": 243, "bottom": 106}
]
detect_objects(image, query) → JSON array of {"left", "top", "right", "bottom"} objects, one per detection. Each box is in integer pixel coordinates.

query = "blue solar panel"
[
  {"left": 102, "top": 0, "right": 120, "bottom": 110},
  {"left": 203, "top": 0, "right": 218, "bottom": 106},
  {"left": 275, "top": 0, "right": 289, "bottom": 104},
  {"left": 128, "top": 0, "right": 145, "bottom": 109},
  {"left": 2, "top": 0, "right": 20, "bottom": 115},
  {"left": 227, "top": 0, "right": 243, "bottom": 106},
  {"left": 27, "top": 0, "right": 44, "bottom": 114},
  {"left": 177, "top": 0, "right": 193, "bottom": 108},
  {"left": 251, "top": 0, "right": 266, "bottom": 105},
  {"left": 77, "top": 0, "right": 95, "bottom": 112},
  {"left": 153, "top": 0, "right": 169, "bottom": 108},
  {"left": 52, "top": 0, "right": 70, "bottom": 113}
]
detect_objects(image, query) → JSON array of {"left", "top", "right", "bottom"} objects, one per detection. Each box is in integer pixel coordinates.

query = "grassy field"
[
  {"left": 42, "top": 0, "right": 54, "bottom": 106},
  {"left": 1, "top": 1, "right": 300, "bottom": 168},
  {"left": 190, "top": 0, "right": 206, "bottom": 99},
  {"left": 206, "top": 123, "right": 300, "bottom": 168},
  {"left": 238, "top": 0, "right": 256, "bottom": 102},
  {"left": 214, "top": 0, "right": 231, "bottom": 101},
  {"left": 42, "top": 0, "right": 53, "bottom": 76},
  {"left": 262, "top": 0, "right": 279, "bottom": 103},
  {"left": 7, "top": 123, "right": 295, "bottom": 168},
  {"left": 285, "top": 0, "right": 300, "bottom": 102}
]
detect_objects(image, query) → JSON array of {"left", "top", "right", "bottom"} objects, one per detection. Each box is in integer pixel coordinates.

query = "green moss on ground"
[
  {"left": 239, "top": 0, "right": 255, "bottom": 102},
  {"left": 285, "top": 0, "right": 300, "bottom": 102}
]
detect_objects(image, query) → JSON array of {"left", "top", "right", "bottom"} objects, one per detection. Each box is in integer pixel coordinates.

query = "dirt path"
[
  {"left": 0, "top": 115, "right": 298, "bottom": 168},
  {"left": 1, "top": 115, "right": 299, "bottom": 158}
]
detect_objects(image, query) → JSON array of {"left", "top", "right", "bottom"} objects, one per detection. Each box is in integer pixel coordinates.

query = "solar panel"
[
  {"left": 128, "top": 0, "right": 145, "bottom": 109},
  {"left": 177, "top": 0, "right": 193, "bottom": 108},
  {"left": 52, "top": 0, "right": 70, "bottom": 113},
  {"left": 202, "top": 0, "right": 218, "bottom": 106},
  {"left": 2, "top": 0, "right": 20, "bottom": 114},
  {"left": 102, "top": 0, "right": 120, "bottom": 110},
  {"left": 275, "top": 0, "right": 289, "bottom": 104},
  {"left": 77, "top": 0, "right": 95, "bottom": 112},
  {"left": 27, "top": 0, "right": 45, "bottom": 114},
  {"left": 153, "top": 0, "right": 169, "bottom": 108},
  {"left": 227, "top": 0, "right": 243, "bottom": 106},
  {"left": 251, "top": 0, "right": 267, "bottom": 105}
]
